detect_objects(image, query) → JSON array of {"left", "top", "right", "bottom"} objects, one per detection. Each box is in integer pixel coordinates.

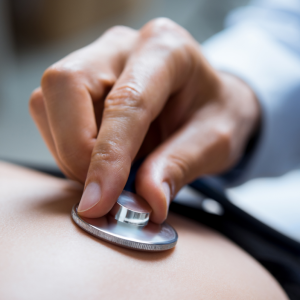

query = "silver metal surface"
[
  {"left": 110, "top": 191, "right": 152, "bottom": 226},
  {"left": 71, "top": 191, "right": 178, "bottom": 251}
]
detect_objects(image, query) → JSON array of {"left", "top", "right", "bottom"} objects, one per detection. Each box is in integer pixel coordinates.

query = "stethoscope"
[
  {"left": 71, "top": 157, "right": 300, "bottom": 256},
  {"left": 124, "top": 160, "right": 300, "bottom": 255}
]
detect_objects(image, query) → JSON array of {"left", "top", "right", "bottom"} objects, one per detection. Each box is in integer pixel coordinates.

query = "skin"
[
  {"left": 29, "top": 18, "right": 260, "bottom": 223},
  {"left": 0, "top": 162, "right": 288, "bottom": 300}
]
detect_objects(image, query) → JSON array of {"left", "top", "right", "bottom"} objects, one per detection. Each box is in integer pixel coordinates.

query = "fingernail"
[
  {"left": 162, "top": 182, "right": 171, "bottom": 207},
  {"left": 78, "top": 182, "right": 101, "bottom": 212}
]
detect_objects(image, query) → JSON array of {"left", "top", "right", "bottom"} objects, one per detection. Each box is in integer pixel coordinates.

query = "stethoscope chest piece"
[{"left": 71, "top": 190, "right": 178, "bottom": 252}]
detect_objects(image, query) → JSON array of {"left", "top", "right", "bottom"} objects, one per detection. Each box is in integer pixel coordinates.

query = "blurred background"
[
  {"left": 0, "top": 0, "right": 249, "bottom": 168},
  {"left": 1, "top": 0, "right": 299, "bottom": 242}
]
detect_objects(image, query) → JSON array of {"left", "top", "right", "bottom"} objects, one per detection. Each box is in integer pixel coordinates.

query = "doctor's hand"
[{"left": 29, "top": 18, "right": 260, "bottom": 223}]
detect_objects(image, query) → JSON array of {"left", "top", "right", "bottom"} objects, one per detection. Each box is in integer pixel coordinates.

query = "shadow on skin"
[
  {"left": 29, "top": 180, "right": 175, "bottom": 262},
  {"left": 78, "top": 225, "right": 176, "bottom": 262},
  {"left": 29, "top": 184, "right": 82, "bottom": 215}
]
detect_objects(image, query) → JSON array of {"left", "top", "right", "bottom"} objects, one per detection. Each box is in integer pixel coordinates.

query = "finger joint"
[{"left": 105, "top": 84, "right": 150, "bottom": 121}]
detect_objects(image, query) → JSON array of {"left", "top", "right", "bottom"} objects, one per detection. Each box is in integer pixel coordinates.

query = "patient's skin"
[{"left": 0, "top": 162, "right": 287, "bottom": 300}]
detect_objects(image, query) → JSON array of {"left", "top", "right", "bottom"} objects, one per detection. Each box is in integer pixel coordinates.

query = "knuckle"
[
  {"left": 105, "top": 25, "right": 137, "bottom": 38},
  {"left": 141, "top": 18, "right": 194, "bottom": 58},
  {"left": 142, "top": 17, "right": 187, "bottom": 41},
  {"left": 105, "top": 84, "right": 147, "bottom": 115},
  {"left": 91, "top": 142, "right": 125, "bottom": 166},
  {"left": 98, "top": 73, "right": 117, "bottom": 88},
  {"left": 145, "top": 18, "right": 178, "bottom": 34},
  {"left": 41, "top": 64, "right": 82, "bottom": 92},
  {"left": 29, "top": 88, "right": 44, "bottom": 113}
]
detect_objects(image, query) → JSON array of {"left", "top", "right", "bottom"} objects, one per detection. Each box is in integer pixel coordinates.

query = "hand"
[{"left": 29, "top": 18, "right": 260, "bottom": 223}]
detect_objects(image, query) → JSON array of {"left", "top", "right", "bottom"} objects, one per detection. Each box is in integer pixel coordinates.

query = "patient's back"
[{"left": 0, "top": 162, "right": 287, "bottom": 300}]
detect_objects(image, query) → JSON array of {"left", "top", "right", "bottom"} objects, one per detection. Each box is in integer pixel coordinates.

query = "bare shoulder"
[{"left": 0, "top": 162, "right": 287, "bottom": 300}]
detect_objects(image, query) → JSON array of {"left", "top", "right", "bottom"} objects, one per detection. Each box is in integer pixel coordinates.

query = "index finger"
[
  {"left": 40, "top": 27, "right": 137, "bottom": 181},
  {"left": 78, "top": 18, "right": 196, "bottom": 219}
]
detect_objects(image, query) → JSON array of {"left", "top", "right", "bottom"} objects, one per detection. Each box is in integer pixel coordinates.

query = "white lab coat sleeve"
[{"left": 202, "top": 0, "right": 300, "bottom": 185}]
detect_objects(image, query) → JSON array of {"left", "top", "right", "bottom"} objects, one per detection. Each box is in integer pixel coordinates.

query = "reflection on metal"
[{"left": 110, "top": 191, "right": 152, "bottom": 226}]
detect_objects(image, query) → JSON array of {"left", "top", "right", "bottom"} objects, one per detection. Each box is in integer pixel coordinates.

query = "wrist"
[
  {"left": 215, "top": 72, "right": 261, "bottom": 169},
  {"left": 219, "top": 71, "right": 261, "bottom": 135}
]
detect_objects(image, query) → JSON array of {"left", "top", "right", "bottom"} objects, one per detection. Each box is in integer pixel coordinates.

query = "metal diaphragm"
[{"left": 71, "top": 191, "right": 178, "bottom": 252}]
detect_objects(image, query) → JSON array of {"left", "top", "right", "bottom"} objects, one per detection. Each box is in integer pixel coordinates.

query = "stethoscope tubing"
[{"left": 188, "top": 178, "right": 300, "bottom": 256}]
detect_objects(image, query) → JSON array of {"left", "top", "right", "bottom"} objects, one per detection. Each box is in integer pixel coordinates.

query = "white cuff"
[{"left": 203, "top": 23, "right": 300, "bottom": 184}]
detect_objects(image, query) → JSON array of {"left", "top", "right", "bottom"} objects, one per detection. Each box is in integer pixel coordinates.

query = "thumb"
[{"left": 135, "top": 115, "right": 234, "bottom": 224}]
